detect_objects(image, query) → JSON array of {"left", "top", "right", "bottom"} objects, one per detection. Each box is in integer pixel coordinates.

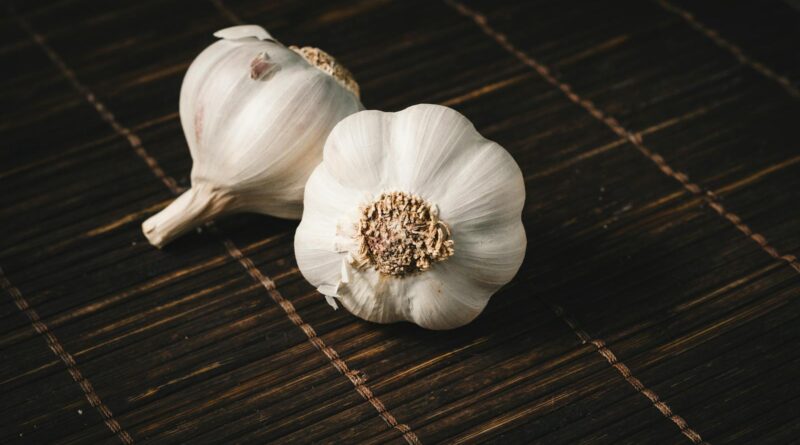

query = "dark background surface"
[{"left": 2, "top": 0, "right": 800, "bottom": 443}]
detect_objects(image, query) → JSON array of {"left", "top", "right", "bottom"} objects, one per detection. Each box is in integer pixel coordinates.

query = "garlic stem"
[{"left": 142, "top": 183, "right": 234, "bottom": 248}]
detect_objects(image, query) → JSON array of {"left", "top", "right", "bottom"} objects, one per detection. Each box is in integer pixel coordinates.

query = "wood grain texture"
[{"left": 1, "top": 0, "right": 798, "bottom": 443}]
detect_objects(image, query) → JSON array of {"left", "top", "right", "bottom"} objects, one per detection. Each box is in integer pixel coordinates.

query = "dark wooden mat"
[{"left": 2, "top": 0, "right": 800, "bottom": 443}]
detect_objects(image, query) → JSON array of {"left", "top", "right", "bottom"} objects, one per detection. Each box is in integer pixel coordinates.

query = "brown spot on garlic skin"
[
  {"left": 355, "top": 191, "right": 454, "bottom": 277},
  {"left": 249, "top": 51, "right": 275, "bottom": 80}
]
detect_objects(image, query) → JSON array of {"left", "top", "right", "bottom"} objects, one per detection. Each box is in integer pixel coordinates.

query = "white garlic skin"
[
  {"left": 142, "top": 25, "right": 363, "bottom": 248},
  {"left": 294, "top": 104, "right": 527, "bottom": 330}
]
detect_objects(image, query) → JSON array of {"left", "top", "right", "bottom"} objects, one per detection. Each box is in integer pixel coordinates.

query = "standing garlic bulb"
[
  {"left": 294, "top": 104, "right": 526, "bottom": 330},
  {"left": 142, "top": 25, "right": 363, "bottom": 248}
]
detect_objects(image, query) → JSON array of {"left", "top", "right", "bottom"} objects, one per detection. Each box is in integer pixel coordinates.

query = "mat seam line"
[
  {"left": 548, "top": 301, "right": 706, "bottom": 443},
  {"left": 0, "top": 267, "right": 134, "bottom": 445},
  {"left": 656, "top": 0, "right": 799, "bottom": 99},
  {"left": 10, "top": 12, "right": 136, "bottom": 445}
]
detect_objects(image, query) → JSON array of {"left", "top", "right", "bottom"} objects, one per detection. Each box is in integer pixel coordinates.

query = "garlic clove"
[
  {"left": 319, "top": 110, "right": 391, "bottom": 190},
  {"left": 388, "top": 104, "right": 482, "bottom": 195},
  {"left": 448, "top": 221, "right": 527, "bottom": 287},
  {"left": 213, "top": 25, "right": 273, "bottom": 41},
  {"left": 404, "top": 265, "right": 490, "bottom": 330},
  {"left": 294, "top": 166, "right": 365, "bottom": 283},
  {"left": 335, "top": 265, "right": 408, "bottom": 325}
]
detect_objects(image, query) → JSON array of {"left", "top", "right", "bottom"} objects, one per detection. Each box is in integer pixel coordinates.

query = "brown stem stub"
[{"left": 355, "top": 191, "right": 454, "bottom": 277}]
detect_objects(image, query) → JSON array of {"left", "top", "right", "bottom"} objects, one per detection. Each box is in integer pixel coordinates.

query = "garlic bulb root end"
[
  {"left": 355, "top": 191, "right": 454, "bottom": 277},
  {"left": 142, "top": 184, "right": 234, "bottom": 248},
  {"left": 289, "top": 46, "right": 360, "bottom": 98}
]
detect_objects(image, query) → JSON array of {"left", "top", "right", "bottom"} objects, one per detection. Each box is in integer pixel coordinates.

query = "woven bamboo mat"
[{"left": 2, "top": 0, "right": 800, "bottom": 443}]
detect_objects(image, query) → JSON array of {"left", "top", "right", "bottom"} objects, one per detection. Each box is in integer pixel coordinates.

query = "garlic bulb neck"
[
  {"left": 289, "top": 46, "right": 360, "bottom": 98},
  {"left": 142, "top": 184, "right": 234, "bottom": 248},
  {"left": 355, "top": 191, "right": 454, "bottom": 277}
]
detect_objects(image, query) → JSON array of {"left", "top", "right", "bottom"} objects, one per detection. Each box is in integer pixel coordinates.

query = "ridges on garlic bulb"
[
  {"left": 294, "top": 104, "right": 526, "bottom": 330},
  {"left": 142, "top": 25, "right": 363, "bottom": 248}
]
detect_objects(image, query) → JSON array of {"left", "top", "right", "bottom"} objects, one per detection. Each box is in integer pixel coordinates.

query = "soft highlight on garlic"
[
  {"left": 294, "top": 104, "right": 527, "bottom": 330},
  {"left": 142, "top": 25, "right": 363, "bottom": 248}
]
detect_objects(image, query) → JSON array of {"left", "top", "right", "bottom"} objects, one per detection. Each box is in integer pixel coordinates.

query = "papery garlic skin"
[
  {"left": 294, "top": 104, "right": 526, "bottom": 330},
  {"left": 142, "top": 25, "right": 363, "bottom": 248}
]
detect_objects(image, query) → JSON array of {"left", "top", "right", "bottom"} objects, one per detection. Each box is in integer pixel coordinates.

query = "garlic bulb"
[
  {"left": 294, "top": 104, "right": 526, "bottom": 330},
  {"left": 142, "top": 25, "right": 363, "bottom": 248}
]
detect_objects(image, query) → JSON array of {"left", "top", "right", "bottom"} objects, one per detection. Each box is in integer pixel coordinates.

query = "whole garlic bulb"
[
  {"left": 294, "top": 104, "right": 526, "bottom": 330},
  {"left": 143, "top": 25, "right": 363, "bottom": 248}
]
